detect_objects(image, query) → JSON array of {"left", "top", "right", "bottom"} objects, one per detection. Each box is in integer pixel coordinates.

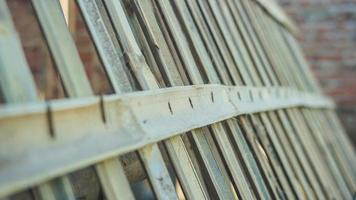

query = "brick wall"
[{"left": 278, "top": 0, "right": 356, "bottom": 145}]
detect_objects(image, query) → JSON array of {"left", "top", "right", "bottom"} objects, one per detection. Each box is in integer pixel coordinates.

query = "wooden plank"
[
  {"left": 0, "top": 0, "right": 37, "bottom": 102},
  {"left": 252, "top": 21, "right": 330, "bottom": 199},
  {"left": 172, "top": 0, "right": 222, "bottom": 85},
  {"left": 281, "top": 30, "right": 321, "bottom": 92},
  {"left": 323, "top": 111, "right": 356, "bottom": 179},
  {"left": 186, "top": 2, "right": 276, "bottom": 199},
  {"left": 252, "top": 16, "right": 336, "bottom": 195},
  {"left": 0, "top": 1, "right": 75, "bottom": 200},
  {"left": 253, "top": 2, "right": 354, "bottom": 197},
  {"left": 124, "top": 3, "right": 167, "bottom": 88},
  {"left": 128, "top": 1, "right": 210, "bottom": 198},
  {"left": 238, "top": 4, "right": 324, "bottom": 199},
  {"left": 32, "top": 0, "right": 92, "bottom": 97},
  {"left": 188, "top": 1, "right": 268, "bottom": 198},
  {"left": 245, "top": 1, "right": 350, "bottom": 198},
  {"left": 153, "top": 0, "right": 203, "bottom": 84},
  {"left": 284, "top": 109, "right": 341, "bottom": 198},
  {"left": 279, "top": 25, "right": 356, "bottom": 194},
  {"left": 279, "top": 28, "right": 356, "bottom": 192},
  {"left": 159, "top": 1, "right": 318, "bottom": 198},
  {"left": 230, "top": 0, "right": 278, "bottom": 86},
  {"left": 225, "top": 119, "right": 271, "bottom": 199},
  {"left": 274, "top": 15, "right": 352, "bottom": 197},
  {"left": 282, "top": 25, "right": 355, "bottom": 195},
  {"left": 266, "top": 111, "right": 317, "bottom": 199},
  {"left": 188, "top": 128, "right": 238, "bottom": 199},
  {"left": 102, "top": 1, "right": 180, "bottom": 199},
  {"left": 183, "top": 0, "right": 233, "bottom": 86},
  {"left": 31, "top": 1, "right": 134, "bottom": 200},
  {"left": 132, "top": 0, "right": 184, "bottom": 86},
  {"left": 103, "top": 0, "right": 159, "bottom": 89},
  {"left": 240, "top": 1, "right": 290, "bottom": 87},
  {"left": 301, "top": 109, "right": 352, "bottom": 198},
  {"left": 224, "top": 1, "right": 270, "bottom": 79},
  {"left": 221, "top": 1, "right": 300, "bottom": 199},
  {"left": 204, "top": 1, "right": 291, "bottom": 199},
  {"left": 277, "top": 110, "right": 329, "bottom": 199},
  {"left": 186, "top": 0, "right": 312, "bottom": 199},
  {"left": 248, "top": 114, "right": 296, "bottom": 200},
  {"left": 236, "top": 1, "right": 330, "bottom": 198},
  {"left": 152, "top": 0, "right": 238, "bottom": 198},
  {"left": 228, "top": 0, "right": 340, "bottom": 198},
  {"left": 95, "top": 159, "right": 134, "bottom": 200},
  {"left": 196, "top": 0, "right": 256, "bottom": 86},
  {"left": 166, "top": 3, "right": 264, "bottom": 198},
  {"left": 317, "top": 112, "right": 356, "bottom": 193},
  {"left": 209, "top": 123, "right": 256, "bottom": 199},
  {"left": 77, "top": 0, "right": 146, "bottom": 186},
  {"left": 148, "top": 0, "right": 191, "bottom": 85},
  {"left": 245, "top": 12, "right": 320, "bottom": 198},
  {"left": 77, "top": 0, "right": 133, "bottom": 93},
  {"left": 34, "top": 177, "right": 75, "bottom": 200},
  {"left": 237, "top": 117, "right": 283, "bottom": 199},
  {"left": 253, "top": 0, "right": 298, "bottom": 35},
  {"left": 232, "top": 1, "right": 352, "bottom": 198},
  {"left": 131, "top": 1, "right": 330, "bottom": 200}
]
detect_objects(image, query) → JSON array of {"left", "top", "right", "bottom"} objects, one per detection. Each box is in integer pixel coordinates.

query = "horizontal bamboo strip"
[{"left": 0, "top": 84, "right": 333, "bottom": 197}]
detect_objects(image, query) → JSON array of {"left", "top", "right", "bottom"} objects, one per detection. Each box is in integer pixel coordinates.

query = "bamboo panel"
[{"left": 0, "top": 0, "right": 354, "bottom": 199}]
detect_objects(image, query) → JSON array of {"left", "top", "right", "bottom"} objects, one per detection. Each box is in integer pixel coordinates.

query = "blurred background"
[
  {"left": 278, "top": 0, "right": 356, "bottom": 145},
  {"left": 5, "top": 0, "right": 356, "bottom": 145}
]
